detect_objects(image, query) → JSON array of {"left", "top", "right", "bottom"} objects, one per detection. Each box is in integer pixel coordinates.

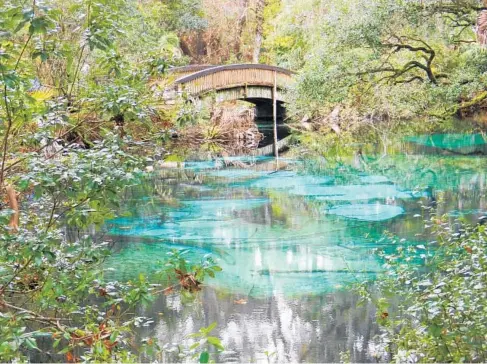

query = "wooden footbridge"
[
  {"left": 168, "top": 64, "right": 294, "bottom": 104},
  {"left": 164, "top": 64, "right": 295, "bottom": 157}
]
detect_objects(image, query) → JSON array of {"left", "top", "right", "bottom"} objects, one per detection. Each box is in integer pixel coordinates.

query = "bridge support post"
[{"left": 273, "top": 71, "right": 279, "bottom": 159}]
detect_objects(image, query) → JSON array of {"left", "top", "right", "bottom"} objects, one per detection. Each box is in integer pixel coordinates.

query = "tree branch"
[{"left": 0, "top": 300, "right": 68, "bottom": 323}]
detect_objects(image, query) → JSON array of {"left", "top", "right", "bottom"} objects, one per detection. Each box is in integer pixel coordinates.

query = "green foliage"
[
  {"left": 20, "top": 135, "right": 140, "bottom": 226},
  {"left": 160, "top": 0, "right": 207, "bottom": 32},
  {"left": 0, "top": 136, "right": 223, "bottom": 360},
  {"left": 0, "top": 0, "right": 222, "bottom": 361},
  {"left": 188, "top": 322, "right": 224, "bottom": 363},
  {"left": 357, "top": 215, "right": 487, "bottom": 362},
  {"left": 265, "top": 0, "right": 487, "bottom": 135},
  {"left": 164, "top": 249, "right": 222, "bottom": 281}
]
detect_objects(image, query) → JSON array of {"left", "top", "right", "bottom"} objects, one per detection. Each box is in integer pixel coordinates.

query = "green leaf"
[
  {"left": 53, "top": 338, "right": 61, "bottom": 348},
  {"left": 428, "top": 324, "right": 442, "bottom": 338},
  {"left": 32, "top": 51, "right": 50, "bottom": 62},
  {"left": 205, "top": 322, "right": 217, "bottom": 333},
  {"left": 207, "top": 336, "right": 224, "bottom": 351},
  {"left": 199, "top": 351, "right": 209, "bottom": 363},
  {"left": 58, "top": 346, "right": 70, "bottom": 354},
  {"left": 28, "top": 16, "right": 51, "bottom": 35},
  {"left": 24, "top": 337, "right": 39, "bottom": 350}
]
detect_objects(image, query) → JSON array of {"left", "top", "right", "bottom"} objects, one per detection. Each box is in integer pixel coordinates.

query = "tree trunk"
[
  {"left": 179, "top": 36, "right": 193, "bottom": 58},
  {"left": 477, "top": 0, "right": 487, "bottom": 45},
  {"left": 476, "top": 11, "right": 487, "bottom": 45},
  {"left": 253, "top": 0, "right": 265, "bottom": 63}
]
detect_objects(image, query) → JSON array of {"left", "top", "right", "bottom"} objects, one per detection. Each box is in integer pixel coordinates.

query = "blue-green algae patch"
[
  {"left": 405, "top": 133, "right": 487, "bottom": 154},
  {"left": 406, "top": 133, "right": 487, "bottom": 148},
  {"left": 182, "top": 161, "right": 218, "bottom": 170},
  {"left": 205, "top": 169, "right": 269, "bottom": 179},
  {"left": 296, "top": 184, "right": 413, "bottom": 200},
  {"left": 250, "top": 173, "right": 333, "bottom": 190},
  {"left": 328, "top": 204, "right": 404, "bottom": 221}
]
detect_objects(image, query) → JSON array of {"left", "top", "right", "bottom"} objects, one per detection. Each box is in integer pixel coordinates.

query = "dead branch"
[{"left": 5, "top": 185, "right": 19, "bottom": 233}]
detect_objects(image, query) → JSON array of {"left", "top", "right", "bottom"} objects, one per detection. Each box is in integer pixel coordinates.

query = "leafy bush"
[{"left": 357, "top": 214, "right": 487, "bottom": 362}]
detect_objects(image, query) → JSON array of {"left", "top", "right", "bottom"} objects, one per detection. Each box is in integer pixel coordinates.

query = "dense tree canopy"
[{"left": 263, "top": 0, "right": 487, "bottom": 125}]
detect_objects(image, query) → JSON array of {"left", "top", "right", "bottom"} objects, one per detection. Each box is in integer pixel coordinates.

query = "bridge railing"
[
  {"left": 174, "top": 64, "right": 294, "bottom": 96},
  {"left": 167, "top": 65, "right": 216, "bottom": 78}
]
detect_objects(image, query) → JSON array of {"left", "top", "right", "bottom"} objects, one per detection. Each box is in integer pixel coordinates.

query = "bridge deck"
[{"left": 174, "top": 64, "right": 294, "bottom": 97}]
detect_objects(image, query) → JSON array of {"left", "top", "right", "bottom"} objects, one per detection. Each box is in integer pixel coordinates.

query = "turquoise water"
[
  {"left": 104, "top": 136, "right": 487, "bottom": 362},
  {"left": 106, "top": 147, "right": 487, "bottom": 297},
  {"left": 405, "top": 133, "right": 487, "bottom": 154},
  {"left": 107, "top": 169, "right": 412, "bottom": 296}
]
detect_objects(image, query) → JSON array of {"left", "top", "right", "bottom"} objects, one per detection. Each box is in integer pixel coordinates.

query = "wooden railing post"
[{"left": 272, "top": 71, "right": 279, "bottom": 160}]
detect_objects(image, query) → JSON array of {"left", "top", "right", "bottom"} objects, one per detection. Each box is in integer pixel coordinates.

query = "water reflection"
[
  {"left": 105, "top": 137, "right": 487, "bottom": 362},
  {"left": 137, "top": 288, "right": 381, "bottom": 363}
]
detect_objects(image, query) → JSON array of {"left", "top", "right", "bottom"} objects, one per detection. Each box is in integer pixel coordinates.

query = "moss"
[{"left": 164, "top": 154, "right": 185, "bottom": 162}]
